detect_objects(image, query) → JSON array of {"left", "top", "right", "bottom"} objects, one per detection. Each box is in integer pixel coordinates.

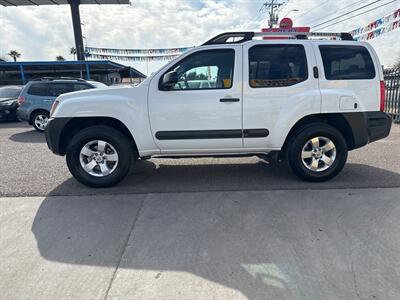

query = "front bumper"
[
  {"left": 0, "top": 102, "right": 18, "bottom": 120},
  {"left": 45, "top": 117, "right": 71, "bottom": 155}
]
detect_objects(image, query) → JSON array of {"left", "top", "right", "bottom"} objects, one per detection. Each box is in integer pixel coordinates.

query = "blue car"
[{"left": 17, "top": 77, "right": 106, "bottom": 131}]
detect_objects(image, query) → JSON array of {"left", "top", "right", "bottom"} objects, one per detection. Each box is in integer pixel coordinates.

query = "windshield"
[{"left": 0, "top": 87, "right": 22, "bottom": 98}]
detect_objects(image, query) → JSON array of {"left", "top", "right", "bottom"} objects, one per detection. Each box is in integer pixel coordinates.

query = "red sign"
[
  {"left": 262, "top": 17, "right": 310, "bottom": 39},
  {"left": 279, "top": 17, "right": 293, "bottom": 28}
]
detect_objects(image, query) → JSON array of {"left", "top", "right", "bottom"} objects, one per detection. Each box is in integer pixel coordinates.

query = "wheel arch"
[
  {"left": 29, "top": 109, "right": 50, "bottom": 125},
  {"left": 58, "top": 117, "right": 139, "bottom": 156},
  {"left": 281, "top": 113, "right": 357, "bottom": 158}
]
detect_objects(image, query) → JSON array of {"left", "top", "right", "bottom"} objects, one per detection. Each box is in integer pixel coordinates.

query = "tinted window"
[
  {"left": 73, "top": 84, "right": 92, "bottom": 91},
  {"left": 249, "top": 44, "right": 308, "bottom": 88},
  {"left": 27, "top": 83, "right": 50, "bottom": 96},
  {"left": 319, "top": 45, "right": 375, "bottom": 80},
  {"left": 162, "top": 49, "right": 235, "bottom": 90},
  {"left": 50, "top": 83, "right": 75, "bottom": 97}
]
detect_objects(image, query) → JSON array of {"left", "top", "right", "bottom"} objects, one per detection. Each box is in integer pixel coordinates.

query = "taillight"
[
  {"left": 380, "top": 80, "right": 385, "bottom": 112},
  {"left": 17, "top": 96, "right": 25, "bottom": 105},
  {"left": 50, "top": 100, "right": 59, "bottom": 117}
]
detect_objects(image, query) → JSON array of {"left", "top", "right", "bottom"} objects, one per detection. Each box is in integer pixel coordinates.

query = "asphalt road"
[{"left": 1, "top": 121, "right": 399, "bottom": 197}]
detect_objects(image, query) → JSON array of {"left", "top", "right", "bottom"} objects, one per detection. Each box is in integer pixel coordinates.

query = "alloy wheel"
[
  {"left": 301, "top": 136, "right": 336, "bottom": 172},
  {"left": 79, "top": 140, "right": 119, "bottom": 177}
]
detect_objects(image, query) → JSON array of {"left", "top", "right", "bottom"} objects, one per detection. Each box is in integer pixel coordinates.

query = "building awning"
[{"left": 0, "top": 60, "right": 146, "bottom": 78}]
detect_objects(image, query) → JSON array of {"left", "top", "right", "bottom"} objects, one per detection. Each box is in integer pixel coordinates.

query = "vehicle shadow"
[
  {"left": 47, "top": 159, "right": 400, "bottom": 196},
  {"left": 9, "top": 129, "right": 45, "bottom": 143},
  {"left": 31, "top": 163, "right": 400, "bottom": 299}
]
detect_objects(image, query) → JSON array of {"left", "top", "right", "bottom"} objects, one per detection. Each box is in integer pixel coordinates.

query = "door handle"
[
  {"left": 313, "top": 66, "right": 319, "bottom": 78},
  {"left": 220, "top": 98, "right": 240, "bottom": 102}
]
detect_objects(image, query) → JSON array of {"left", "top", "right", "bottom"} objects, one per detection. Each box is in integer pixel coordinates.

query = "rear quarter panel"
[{"left": 312, "top": 41, "right": 381, "bottom": 113}]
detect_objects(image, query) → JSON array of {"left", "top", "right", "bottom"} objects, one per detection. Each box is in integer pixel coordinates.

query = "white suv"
[{"left": 45, "top": 31, "right": 392, "bottom": 187}]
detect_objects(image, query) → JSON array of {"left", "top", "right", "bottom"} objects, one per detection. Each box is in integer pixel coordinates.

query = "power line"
[
  {"left": 315, "top": 0, "right": 398, "bottom": 30},
  {"left": 307, "top": 0, "right": 370, "bottom": 26},
  {"left": 311, "top": 0, "right": 384, "bottom": 28},
  {"left": 293, "top": 0, "right": 331, "bottom": 21}
]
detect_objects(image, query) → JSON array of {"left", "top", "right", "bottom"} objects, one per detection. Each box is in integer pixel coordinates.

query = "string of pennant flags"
[
  {"left": 85, "top": 46, "right": 193, "bottom": 61},
  {"left": 86, "top": 53, "right": 184, "bottom": 62},
  {"left": 85, "top": 8, "right": 400, "bottom": 62},
  {"left": 350, "top": 8, "right": 400, "bottom": 41}
]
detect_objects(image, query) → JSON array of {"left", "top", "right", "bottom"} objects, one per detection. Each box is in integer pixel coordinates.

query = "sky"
[{"left": 0, "top": 0, "right": 399, "bottom": 75}]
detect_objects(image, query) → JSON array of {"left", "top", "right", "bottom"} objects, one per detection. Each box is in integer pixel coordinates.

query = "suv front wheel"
[
  {"left": 286, "top": 123, "right": 348, "bottom": 182},
  {"left": 66, "top": 125, "right": 133, "bottom": 187}
]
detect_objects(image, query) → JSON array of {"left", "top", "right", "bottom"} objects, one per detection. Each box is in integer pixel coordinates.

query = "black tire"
[
  {"left": 286, "top": 123, "right": 348, "bottom": 182},
  {"left": 66, "top": 125, "right": 133, "bottom": 188},
  {"left": 31, "top": 110, "right": 50, "bottom": 132}
]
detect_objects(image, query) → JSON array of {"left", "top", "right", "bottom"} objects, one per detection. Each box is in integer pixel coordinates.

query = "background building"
[{"left": 0, "top": 60, "right": 146, "bottom": 86}]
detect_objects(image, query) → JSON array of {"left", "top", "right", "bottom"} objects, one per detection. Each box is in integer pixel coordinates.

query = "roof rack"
[
  {"left": 202, "top": 31, "right": 354, "bottom": 45},
  {"left": 31, "top": 77, "right": 87, "bottom": 82}
]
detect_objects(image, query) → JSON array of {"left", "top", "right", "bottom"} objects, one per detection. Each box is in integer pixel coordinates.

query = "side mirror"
[{"left": 162, "top": 71, "right": 178, "bottom": 89}]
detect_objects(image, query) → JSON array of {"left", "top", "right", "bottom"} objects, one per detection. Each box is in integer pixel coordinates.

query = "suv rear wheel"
[
  {"left": 287, "top": 123, "right": 348, "bottom": 182},
  {"left": 66, "top": 125, "right": 133, "bottom": 187},
  {"left": 32, "top": 110, "right": 50, "bottom": 132}
]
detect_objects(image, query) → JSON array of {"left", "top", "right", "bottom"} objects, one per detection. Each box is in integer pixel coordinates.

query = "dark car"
[{"left": 0, "top": 85, "right": 23, "bottom": 121}]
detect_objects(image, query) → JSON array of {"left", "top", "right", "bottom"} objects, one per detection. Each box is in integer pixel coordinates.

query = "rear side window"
[
  {"left": 50, "top": 83, "right": 75, "bottom": 97},
  {"left": 27, "top": 83, "right": 50, "bottom": 96},
  {"left": 74, "top": 84, "right": 92, "bottom": 91},
  {"left": 319, "top": 45, "right": 375, "bottom": 80},
  {"left": 249, "top": 44, "right": 308, "bottom": 88}
]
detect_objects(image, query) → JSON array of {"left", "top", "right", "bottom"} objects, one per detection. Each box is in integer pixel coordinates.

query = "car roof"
[
  {"left": 0, "top": 85, "right": 23, "bottom": 89},
  {"left": 26, "top": 79, "right": 90, "bottom": 85}
]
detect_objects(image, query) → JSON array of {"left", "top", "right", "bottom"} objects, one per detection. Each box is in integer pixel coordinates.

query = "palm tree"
[
  {"left": 56, "top": 56, "right": 66, "bottom": 61},
  {"left": 70, "top": 47, "right": 77, "bottom": 60},
  {"left": 8, "top": 50, "right": 21, "bottom": 62}
]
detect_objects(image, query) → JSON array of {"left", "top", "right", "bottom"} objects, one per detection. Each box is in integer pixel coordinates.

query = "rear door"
[
  {"left": 25, "top": 83, "right": 53, "bottom": 111},
  {"left": 313, "top": 42, "right": 379, "bottom": 113},
  {"left": 242, "top": 41, "right": 320, "bottom": 150}
]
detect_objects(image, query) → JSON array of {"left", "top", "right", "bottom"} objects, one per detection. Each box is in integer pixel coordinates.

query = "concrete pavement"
[{"left": 1, "top": 188, "right": 400, "bottom": 300}]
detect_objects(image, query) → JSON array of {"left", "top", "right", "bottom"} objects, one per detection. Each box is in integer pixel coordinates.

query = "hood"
[
  {"left": 0, "top": 97, "right": 17, "bottom": 103},
  {"left": 56, "top": 83, "right": 147, "bottom": 103}
]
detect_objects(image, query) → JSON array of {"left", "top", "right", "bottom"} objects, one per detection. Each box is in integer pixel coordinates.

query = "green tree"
[
  {"left": 56, "top": 56, "right": 66, "bottom": 61},
  {"left": 8, "top": 50, "right": 21, "bottom": 62}
]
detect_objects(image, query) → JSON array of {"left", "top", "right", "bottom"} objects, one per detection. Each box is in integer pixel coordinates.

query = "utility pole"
[{"left": 261, "top": 0, "right": 286, "bottom": 28}]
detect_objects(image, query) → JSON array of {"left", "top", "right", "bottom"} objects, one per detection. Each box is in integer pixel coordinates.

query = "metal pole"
[
  {"left": 85, "top": 62, "right": 90, "bottom": 80},
  {"left": 19, "top": 64, "right": 25, "bottom": 84},
  {"left": 269, "top": 0, "right": 275, "bottom": 29},
  {"left": 68, "top": 0, "right": 85, "bottom": 61}
]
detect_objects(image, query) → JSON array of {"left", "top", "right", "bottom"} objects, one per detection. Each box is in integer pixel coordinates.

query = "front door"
[{"left": 148, "top": 47, "right": 243, "bottom": 153}]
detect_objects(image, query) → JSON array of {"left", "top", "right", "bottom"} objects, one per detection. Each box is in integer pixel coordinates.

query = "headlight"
[
  {"left": 50, "top": 100, "right": 60, "bottom": 117},
  {"left": 1, "top": 100, "right": 15, "bottom": 106}
]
